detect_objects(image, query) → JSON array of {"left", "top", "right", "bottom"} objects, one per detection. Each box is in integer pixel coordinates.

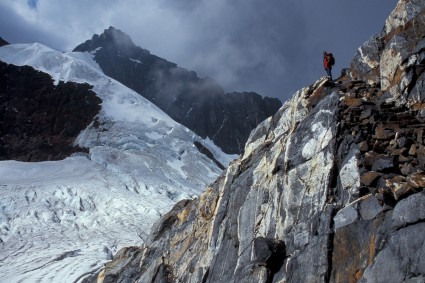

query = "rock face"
[
  {"left": 0, "top": 37, "right": 8, "bottom": 47},
  {"left": 0, "top": 61, "right": 101, "bottom": 161},
  {"left": 350, "top": 0, "right": 425, "bottom": 109},
  {"left": 73, "top": 27, "right": 282, "bottom": 154},
  {"left": 96, "top": 1, "right": 425, "bottom": 282}
]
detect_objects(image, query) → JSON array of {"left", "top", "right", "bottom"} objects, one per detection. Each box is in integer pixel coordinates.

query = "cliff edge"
[{"left": 96, "top": 1, "right": 425, "bottom": 282}]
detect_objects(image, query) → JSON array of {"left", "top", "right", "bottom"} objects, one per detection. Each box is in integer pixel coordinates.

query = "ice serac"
[
  {"left": 73, "top": 27, "right": 282, "bottom": 154},
  {"left": 98, "top": 1, "right": 425, "bottom": 282}
]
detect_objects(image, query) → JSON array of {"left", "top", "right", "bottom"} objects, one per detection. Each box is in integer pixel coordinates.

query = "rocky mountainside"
[
  {"left": 73, "top": 27, "right": 282, "bottom": 154},
  {"left": 96, "top": 1, "right": 425, "bottom": 282},
  {"left": 0, "top": 61, "right": 101, "bottom": 161}
]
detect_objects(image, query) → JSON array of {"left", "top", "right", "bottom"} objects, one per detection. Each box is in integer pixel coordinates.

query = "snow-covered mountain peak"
[
  {"left": 1, "top": 43, "right": 101, "bottom": 85},
  {"left": 0, "top": 43, "right": 235, "bottom": 282}
]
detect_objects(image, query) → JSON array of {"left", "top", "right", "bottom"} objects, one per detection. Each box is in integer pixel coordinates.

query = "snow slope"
[{"left": 0, "top": 43, "right": 236, "bottom": 282}]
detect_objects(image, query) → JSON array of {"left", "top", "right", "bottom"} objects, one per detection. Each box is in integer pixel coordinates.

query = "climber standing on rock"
[{"left": 323, "top": 51, "right": 335, "bottom": 80}]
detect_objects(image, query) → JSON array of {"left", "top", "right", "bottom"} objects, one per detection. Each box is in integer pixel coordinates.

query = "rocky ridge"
[
  {"left": 0, "top": 61, "right": 101, "bottom": 161},
  {"left": 95, "top": 1, "right": 425, "bottom": 282},
  {"left": 73, "top": 27, "right": 282, "bottom": 154},
  {"left": 0, "top": 37, "right": 8, "bottom": 47}
]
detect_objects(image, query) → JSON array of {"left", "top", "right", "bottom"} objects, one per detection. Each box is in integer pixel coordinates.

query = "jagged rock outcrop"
[
  {"left": 0, "top": 37, "right": 8, "bottom": 47},
  {"left": 73, "top": 27, "right": 282, "bottom": 154},
  {"left": 95, "top": 1, "right": 425, "bottom": 282},
  {"left": 0, "top": 61, "right": 101, "bottom": 161},
  {"left": 350, "top": 0, "right": 425, "bottom": 110}
]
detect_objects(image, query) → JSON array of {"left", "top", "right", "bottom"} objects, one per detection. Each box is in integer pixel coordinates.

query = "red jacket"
[{"left": 323, "top": 55, "right": 329, "bottom": 69}]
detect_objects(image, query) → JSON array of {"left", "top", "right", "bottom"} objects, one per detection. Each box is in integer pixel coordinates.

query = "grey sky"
[{"left": 0, "top": 0, "right": 398, "bottom": 102}]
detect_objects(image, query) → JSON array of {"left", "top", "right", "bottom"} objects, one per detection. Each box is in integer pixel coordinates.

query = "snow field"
[{"left": 0, "top": 43, "right": 235, "bottom": 282}]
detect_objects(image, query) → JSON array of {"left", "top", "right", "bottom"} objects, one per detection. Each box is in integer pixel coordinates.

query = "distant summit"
[
  {"left": 74, "top": 27, "right": 282, "bottom": 154},
  {"left": 74, "top": 26, "right": 142, "bottom": 56},
  {"left": 0, "top": 37, "right": 9, "bottom": 47}
]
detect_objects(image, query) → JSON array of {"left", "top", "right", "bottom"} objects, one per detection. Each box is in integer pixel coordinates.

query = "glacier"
[{"left": 0, "top": 43, "right": 236, "bottom": 282}]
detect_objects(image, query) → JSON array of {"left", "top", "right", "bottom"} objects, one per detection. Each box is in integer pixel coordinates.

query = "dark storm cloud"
[
  {"left": 170, "top": 0, "right": 308, "bottom": 100},
  {"left": 168, "top": 0, "right": 399, "bottom": 100},
  {"left": 0, "top": 0, "right": 399, "bottom": 102}
]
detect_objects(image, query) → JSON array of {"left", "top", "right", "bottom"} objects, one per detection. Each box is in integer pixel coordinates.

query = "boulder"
[
  {"left": 371, "top": 155, "right": 395, "bottom": 172},
  {"left": 361, "top": 171, "right": 383, "bottom": 186},
  {"left": 334, "top": 203, "right": 359, "bottom": 230},
  {"left": 407, "top": 172, "right": 425, "bottom": 188},
  {"left": 359, "top": 195, "right": 383, "bottom": 220}
]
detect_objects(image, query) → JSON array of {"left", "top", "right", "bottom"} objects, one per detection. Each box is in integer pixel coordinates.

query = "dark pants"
[{"left": 325, "top": 67, "right": 332, "bottom": 80}]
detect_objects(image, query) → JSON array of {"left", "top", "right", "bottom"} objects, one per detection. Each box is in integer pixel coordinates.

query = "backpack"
[{"left": 328, "top": 53, "right": 335, "bottom": 66}]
